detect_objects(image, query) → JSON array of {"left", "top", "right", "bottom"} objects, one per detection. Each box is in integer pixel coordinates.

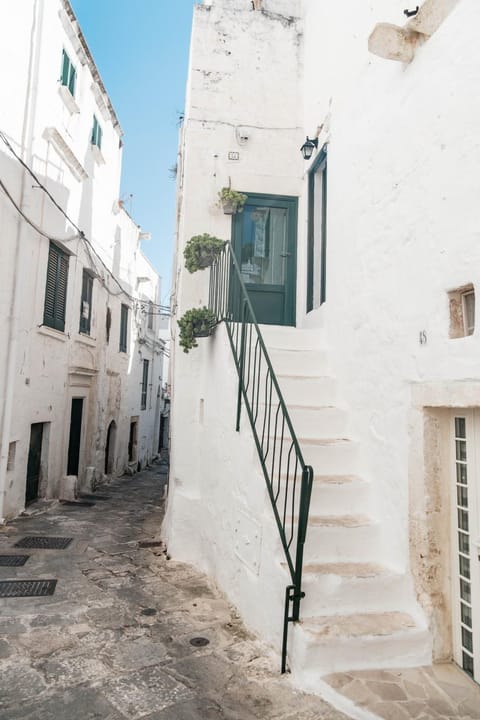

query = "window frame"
[
  {"left": 79, "top": 269, "right": 94, "bottom": 335},
  {"left": 306, "top": 145, "right": 328, "bottom": 313},
  {"left": 60, "top": 49, "right": 77, "bottom": 97},
  {"left": 43, "top": 242, "right": 69, "bottom": 332},
  {"left": 91, "top": 115, "right": 103, "bottom": 150},
  {"left": 140, "top": 359, "right": 149, "bottom": 411},
  {"left": 119, "top": 304, "right": 129, "bottom": 353}
]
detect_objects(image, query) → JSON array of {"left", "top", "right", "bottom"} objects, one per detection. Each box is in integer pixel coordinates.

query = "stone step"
[
  {"left": 269, "top": 348, "right": 329, "bottom": 377},
  {"left": 287, "top": 405, "right": 348, "bottom": 439},
  {"left": 298, "top": 438, "right": 360, "bottom": 476},
  {"left": 260, "top": 325, "right": 326, "bottom": 351},
  {"left": 289, "top": 611, "right": 431, "bottom": 675},
  {"left": 300, "top": 562, "right": 416, "bottom": 616},
  {"left": 276, "top": 375, "right": 337, "bottom": 406},
  {"left": 308, "top": 475, "right": 372, "bottom": 516},
  {"left": 301, "top": 513, "right": 382, "bottom": 563}
]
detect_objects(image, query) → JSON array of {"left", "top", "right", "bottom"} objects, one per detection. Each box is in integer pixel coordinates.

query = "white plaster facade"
[
  {"left": 165, "top": 0, "right": 480, "bottom": 693},
  {"left": 0, "top": 0, "right": 165, "bottom": 520}
]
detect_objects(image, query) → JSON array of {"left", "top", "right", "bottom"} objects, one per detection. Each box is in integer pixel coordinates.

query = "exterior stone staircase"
[{"left": 260, "top": 325, "right": 431, "bottom": 677}]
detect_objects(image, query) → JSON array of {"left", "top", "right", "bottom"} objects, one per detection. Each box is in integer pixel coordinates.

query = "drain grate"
[
  {"left": 138, "top": 540, "right": 163, "bottom": 549},
  {"left": 0, "top": 555, "right": 30, "bottom": 566},
  {"left": 14, "top": 536, "right": 73, "bottom": 550},
  {"left": 60, "top": 500, "right": 95, "bottom": 507},
  {"left": 190, "top": 637, "right": 210, "bottom": 647},
  {"left": 0, "top": 579, "right": 57, "bottom": 597}
]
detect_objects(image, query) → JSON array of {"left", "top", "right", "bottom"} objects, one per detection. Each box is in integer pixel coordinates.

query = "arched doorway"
[{"left": 104, "top": 420, "right": 117, "bottom": 475}]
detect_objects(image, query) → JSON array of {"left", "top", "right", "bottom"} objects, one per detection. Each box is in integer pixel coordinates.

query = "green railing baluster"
[{"left": 209, "top": 243, "right": 314, "bottom": 673}]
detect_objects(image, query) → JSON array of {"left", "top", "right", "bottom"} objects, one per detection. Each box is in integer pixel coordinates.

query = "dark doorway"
[
  {"left": 104, "top": 420, "right": 116, "bottom": 475},
  {"left": 128, "top": 420, "right": 138, "bottom": 463},
  {"left": 25, "top": 423, "right": 43, "bottom": 505},
  {"left": 67, "top": 398, "right": 83, "bottom": 476}
]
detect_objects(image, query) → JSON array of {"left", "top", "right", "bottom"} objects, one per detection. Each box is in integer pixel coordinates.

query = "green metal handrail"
[{"left": 208, "top": 241, "right": 313, "bottom": 673}]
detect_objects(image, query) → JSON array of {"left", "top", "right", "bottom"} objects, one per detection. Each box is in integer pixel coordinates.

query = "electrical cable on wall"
[{"left": 0, "top": 129, "right": 171, "bottom": 314}]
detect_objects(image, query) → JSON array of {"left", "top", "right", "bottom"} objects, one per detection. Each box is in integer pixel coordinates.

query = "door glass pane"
[
  {"left": 459, "top": 555, "right": 470, "bottom": 580},
  {"left": 461, "top": 603, "right": 472, "bottom": 628},
  {"left": 462, "top": 627, "right": 473, "bottom": 653},
  {"left": 455, "top": 417, "right": 466, "bottom": 438},
  {"left": 463, "top": 652, "right": 474, "bottom": 677},
  {"left": 458, "top": 509, "right": 469, "bottom": 532},
  {"left": 239, "top": 206, "right": 287, "bottom": 286},
  {"left": 460, "top": 579, "right": 471, "bottom": 604},
  {"left": 456, "top": 440, "right": 467, "bottom": 461},
  {"left": 457, "top": 485, "right": 468, "bottom": 508},
  {"left": 456, "top": 463, "right": 468, "bottom": 485},
  {"left": 458, "top": 532, "right": 470, "bottom": 554}
]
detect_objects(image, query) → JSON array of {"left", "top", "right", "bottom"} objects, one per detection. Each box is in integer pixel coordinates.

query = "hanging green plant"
[
  {"left": 217, "top": 187, "right": 248, "bottom": 215},
  {"left": 178, "top": 307, "right": 217, "bottom": 353},
  {"left": 183, "top": 233, "right": 226, "bottom": 274}
]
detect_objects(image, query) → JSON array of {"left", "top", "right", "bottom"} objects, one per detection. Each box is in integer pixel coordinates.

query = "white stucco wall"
[
  {"left": 167, "top": 0, "right": 480, "bottom": 673},
  {"left": 0, "top": 0, "right": 164, "bottom": 519}
]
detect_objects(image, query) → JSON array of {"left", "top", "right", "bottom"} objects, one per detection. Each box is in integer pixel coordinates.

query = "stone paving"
[
  {"left": 0, "top": 461, "right": 347, "bottom": 720},
  {"left": 324, "top": 664, "right": 480, "bottom": 719}
]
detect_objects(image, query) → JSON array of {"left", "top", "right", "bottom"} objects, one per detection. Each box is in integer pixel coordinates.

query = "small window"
[
  {"left": 44, "top": 242, "right": 69, "bottom": 332},
  {"left": 7, "top": 442, "right": 16, "bottom": 471},
  {"left": 91, "top": 115, "right": 103, "bottom": 150},
  {"left": 141, "top": 359, "right": 149, "bottom": 410},
  {"left": 119, "top": 304, "right": 129, "bottom": 352},
  {"left": 147, "top": 301, "right": 153, "bottom": 331},
  {"left": 449, "top": 285, "right": 475, "bottom": 338},
  {"left": 307, "top": 146, "right": 328, "bottom": 312},
  {"left": 60, "top": 49, "right": 76, "bottom": 97},
  {"left": 79, "top": 270, "right": 93, "bottom": 335}
]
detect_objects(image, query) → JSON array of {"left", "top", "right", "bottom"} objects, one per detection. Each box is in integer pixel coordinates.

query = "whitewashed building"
[
  {"left": 165, "top": 0, "right": 480, "bottom": 695},
  {"left": 0, "top": 0, "right": 165, "bottom": 520}
]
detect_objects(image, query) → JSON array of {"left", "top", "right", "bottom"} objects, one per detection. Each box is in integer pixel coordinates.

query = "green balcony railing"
[{"left": 208, "top": 241, "right": 313, "bottom": 673}]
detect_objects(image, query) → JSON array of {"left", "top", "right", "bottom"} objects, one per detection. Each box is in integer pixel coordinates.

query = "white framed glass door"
[{"left": 451, "top": 410, "right": 480, "bottom": 683}]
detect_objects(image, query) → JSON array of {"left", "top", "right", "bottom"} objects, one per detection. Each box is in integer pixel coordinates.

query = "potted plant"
[
  {"left": 177, "top": 307, "right": 217, "bottom": 353},
  {"left": 218, "top": 187, "right": 248, "bottom": 215},
  {"left": 183, "top": 233, "right": 226, "bottom": 274}
]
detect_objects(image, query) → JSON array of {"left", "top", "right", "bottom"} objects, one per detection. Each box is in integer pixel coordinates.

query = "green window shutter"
[
  {"left": 43, "top": 243, "right": 69, "bottom": 332},
  {"left": 68, "top": 64, "right": 76, "bottom": 97},
  {"left": 91, "top": 116, "right": 97, "bottom": 144},
  {"left": 119, "top": 304, "right": 128, "bottom": 352},
  {"left": 97, "top": 124, "right": 102, "bottom": 150},
  {"left": 141, "top": 359, "right": 149, "bottom": 410},
  {"left": 61, "top": 49, "right": 69, "bottom": 86},
  {"left": 43, "top": 246, "right": 58, "bottom": 327},
  {"left": 79, "top": 270, "right": 93, "bottom": 334}
]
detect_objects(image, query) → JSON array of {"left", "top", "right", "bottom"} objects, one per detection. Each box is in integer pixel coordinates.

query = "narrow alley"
[{"left": 0, "top": 463, "right": 347, "bottom": 720}]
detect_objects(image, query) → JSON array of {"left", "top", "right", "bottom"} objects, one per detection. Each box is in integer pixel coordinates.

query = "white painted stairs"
[{"left": 260, "top": 325, "right": 431, "bottom": 677}]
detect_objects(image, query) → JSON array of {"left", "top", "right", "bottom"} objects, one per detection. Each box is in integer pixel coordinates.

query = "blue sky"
[{"left": 70, "top": 0, "right": 196, "bottom": 302}]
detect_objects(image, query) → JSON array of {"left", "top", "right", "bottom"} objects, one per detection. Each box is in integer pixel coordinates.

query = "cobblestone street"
[{"left": 0, "top": 462, "right": 347, "bottom": 720}]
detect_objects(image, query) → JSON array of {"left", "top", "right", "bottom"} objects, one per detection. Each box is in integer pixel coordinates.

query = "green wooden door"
[{"left": 232, "top": 194, "right": 297, "bottom": 326}]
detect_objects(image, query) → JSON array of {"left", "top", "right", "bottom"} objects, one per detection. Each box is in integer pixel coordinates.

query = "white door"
[{"left": 451, "top": 411, "right": 480, "bottom": 683}]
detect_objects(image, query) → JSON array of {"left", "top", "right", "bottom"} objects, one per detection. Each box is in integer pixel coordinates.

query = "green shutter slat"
[
  {"left": 97, "top": 125, "right": 102, "bottom": 150},
  {"left": 44, "top": 244, "right": 68, "bottom": 332},
  {"left": 68, "top": 65, "right": 76, "bottom": 96},
  {"left": 43, "top": 248, "right": 58, "bottom": 325},
  {"left": 61, "top": 49, "right": 69, "bottom": 86}
]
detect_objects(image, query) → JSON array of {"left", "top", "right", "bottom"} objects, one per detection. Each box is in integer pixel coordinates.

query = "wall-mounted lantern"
[{"left": 300, "top": 136, "right": 318, "bottom": 161}]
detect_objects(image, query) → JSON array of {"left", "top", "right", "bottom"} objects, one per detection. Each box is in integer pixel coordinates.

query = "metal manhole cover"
[
  {"left": 0, "top": 555, "right": 29, "bottom": 566},
  {"left": 14, "top": 536, "right": 73, "bottom": 549},
  {"left": 141, "top": 608, "right": 157, "bottom": 616},
  {"left": 0, "top": 579, "right": 57, "bottom": 597},
  {"left": 138, "top": 540, "right": 163, "bottom": 549},
  {"left": 189, "top": 637, "right": 210, "bottom": 647}
]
